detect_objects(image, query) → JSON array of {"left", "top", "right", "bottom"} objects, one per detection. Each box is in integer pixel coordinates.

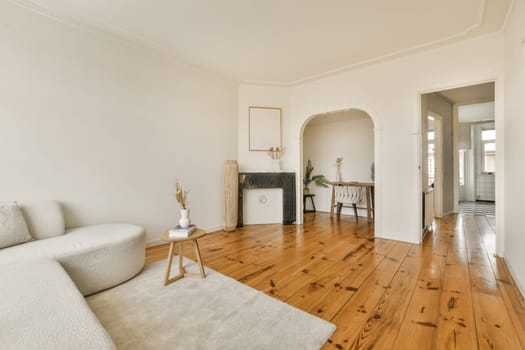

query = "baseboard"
[
  {"left": 145, "top": 225, "right": 223, "bottom": 248},
  {"left": 422, "top": 226, "right": 433, "bottom": 240},
  {"left": 375, "top": 232, "right": 420, "bottom": 245},
  {"left": 504, "top": 258, "right": 525, "bottom": 301}
]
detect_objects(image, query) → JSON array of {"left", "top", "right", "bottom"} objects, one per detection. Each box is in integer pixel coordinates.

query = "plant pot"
[
  {"left": 336, "top": 168, "right": 342, "bottom": 183},
  {"left": 303, "top": 188, "right": 310, "bottom": 195},
  {"left": 179, "top": 209, "right": 190, "bottom": 228}
]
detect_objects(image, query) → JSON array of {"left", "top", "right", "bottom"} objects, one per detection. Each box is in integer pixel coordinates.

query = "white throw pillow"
[
  {"left": 0, "top": 202, "right": 32, "bottom": 249},
  {"left": 19, "top": 200, "right": 65, "bottom": 240}
]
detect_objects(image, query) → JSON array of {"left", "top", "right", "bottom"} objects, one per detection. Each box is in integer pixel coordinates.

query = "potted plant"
[{"left": 303, "top": 159, "right": 328, "bottom": 194}]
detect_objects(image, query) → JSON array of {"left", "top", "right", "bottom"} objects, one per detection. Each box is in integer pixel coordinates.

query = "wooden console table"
[{"left": 329, "top": 181, "right": 375, "bottom": 222}]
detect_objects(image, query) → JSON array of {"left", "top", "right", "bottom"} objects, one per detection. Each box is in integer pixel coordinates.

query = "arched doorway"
[{"left": 299, "top": 108, "right": 376, "bottom": 233}]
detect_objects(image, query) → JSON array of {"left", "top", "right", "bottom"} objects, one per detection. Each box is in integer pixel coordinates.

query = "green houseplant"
[{"left": 303, "top": 159, "right": 328, "bottom": 194}]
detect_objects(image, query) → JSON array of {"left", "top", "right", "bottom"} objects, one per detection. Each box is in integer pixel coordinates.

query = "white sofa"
[
  {"left": 0, "top": 223, "right": 145, "bottom": 296},
  {"left": 0, "top": 201, "right": 145, "bottom": 296},
  {"left": 0, "top": 201, "right": 145, "bottom": 349},
  {"left": 0, "top": 259, "right": 116, "bottom": 350}
]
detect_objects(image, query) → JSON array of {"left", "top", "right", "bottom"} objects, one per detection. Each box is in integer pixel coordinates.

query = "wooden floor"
[{"left": 146, "top": 213, "right": 525, "bottom": 349}]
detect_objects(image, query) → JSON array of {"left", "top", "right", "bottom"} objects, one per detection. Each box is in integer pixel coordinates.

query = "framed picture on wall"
[{"left": 248, "top": 106, "right": 282, "bottom": 151}]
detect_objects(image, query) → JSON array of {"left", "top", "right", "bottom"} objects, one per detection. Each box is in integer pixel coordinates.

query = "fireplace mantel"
[{"left": 237, "top": 172, "right": 296, "bottom": 227}]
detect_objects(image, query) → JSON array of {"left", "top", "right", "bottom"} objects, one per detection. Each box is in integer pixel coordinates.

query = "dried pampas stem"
[{"left": 174, "top": 180, "right": 188, "bottom": 209}]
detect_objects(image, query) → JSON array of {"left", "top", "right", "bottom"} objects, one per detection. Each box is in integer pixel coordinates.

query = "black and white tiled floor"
[{"left": 458, "top": 201, "right": 495, "bottom": 216}]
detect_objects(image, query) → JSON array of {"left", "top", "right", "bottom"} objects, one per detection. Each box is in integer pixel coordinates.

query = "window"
[
  {"left": 481, "top": 128, "right": 496, "bottom": 173},
  {"left": 481, "top": 129, "right": 496, "bottom": 141},
  {"left": 459, "top": 150, "right": 465, "bottom": 186}
]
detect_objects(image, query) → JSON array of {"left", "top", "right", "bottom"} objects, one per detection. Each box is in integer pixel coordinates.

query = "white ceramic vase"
[
  {"left": 336, "top": 166, "right": 343, "bottom": 183},
  {"left": 179, "top": 209, "right": 190, "bottom": 228}
]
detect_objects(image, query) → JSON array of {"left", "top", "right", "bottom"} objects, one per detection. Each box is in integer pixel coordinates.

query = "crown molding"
[
  {"left": 241, "top": 80, "right": 291, "bottom": 87},
  {"left": 502, "top": 0, "right": 516, "bottom": 31},
  {"left": 9, "top": 0, "right": 503, "bottom": 88},
  {"left": 249, "top": 0, "right": 489, "bottom": 86}
]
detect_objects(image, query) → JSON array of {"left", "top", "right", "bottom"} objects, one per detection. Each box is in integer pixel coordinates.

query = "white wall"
[
  {"left": 0, "top": 2, "right": 238, "bottom": 244},
  {"left": 239, "top": 33, "right": 504, "bottom": 244},
  {"left": 303, "top": 110, "right": 374, "bottom": 216},
  {"left": 503, "top": 0, "right": 525, "bottom": 295}
]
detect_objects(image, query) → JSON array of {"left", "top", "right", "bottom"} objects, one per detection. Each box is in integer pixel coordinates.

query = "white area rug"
[{"left": 87, "top": 259, "right": 336, "bottom": 350}]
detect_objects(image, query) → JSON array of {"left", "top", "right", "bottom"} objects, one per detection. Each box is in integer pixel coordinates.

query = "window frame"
[
  {"left": 459, "top": 149, "right": 466, "bottom": 186},
  {"left": 481, "top": 127, "right": 496, "bottom": 174}
]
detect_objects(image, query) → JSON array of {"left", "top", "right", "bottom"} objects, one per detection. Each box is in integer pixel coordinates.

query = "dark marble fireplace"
[{"left": 237, "top": 172, "right": 296, "bottom": 227}]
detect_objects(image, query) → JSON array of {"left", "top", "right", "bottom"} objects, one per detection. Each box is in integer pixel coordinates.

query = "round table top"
[{"left": 162, "top": 228, "right": 207, "bottom": 242}]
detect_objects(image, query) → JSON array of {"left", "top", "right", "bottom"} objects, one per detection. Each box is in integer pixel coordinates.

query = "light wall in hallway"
[
  {"left": 503, "top": 0, "right": 525, "bottom": 295},
  {"left": 0, "top": 2, "right": 238, "bottom": 244},
  {"left": 303, "top": 110, "right": 374, "bottom": 216}
]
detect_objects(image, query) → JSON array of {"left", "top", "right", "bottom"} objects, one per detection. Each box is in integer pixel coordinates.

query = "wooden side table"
[
  {"left": 303, "top": 193, "right": 316, "bottom": 213},
  {"left": 161, "top": 228, "right": 207, "bottom": 285}
]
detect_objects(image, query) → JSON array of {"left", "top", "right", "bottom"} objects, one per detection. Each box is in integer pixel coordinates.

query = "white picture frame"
[{"left": 248, "top": 106, "right": 282, "bottom": 151}]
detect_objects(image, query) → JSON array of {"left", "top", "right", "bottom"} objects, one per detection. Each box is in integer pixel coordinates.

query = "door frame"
[
  {"left": 417, "top": 78, "right": 503, "bottom": 256},
  {"left": 428, "top": 112, "right": 444, "bottom": 218}
]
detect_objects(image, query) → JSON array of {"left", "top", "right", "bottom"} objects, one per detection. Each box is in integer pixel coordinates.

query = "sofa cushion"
[
  {"left": 0, "top": 202, "right": 32, "bottom": 248},
  {"left": 0, "top": 258, "right": 116, "bottom": 349},
  {"left": 0, "top": 223, "right": 145, "bottom": 296},
  {"left": 20, "top": 200, "right": 65, "bottom": 240}
]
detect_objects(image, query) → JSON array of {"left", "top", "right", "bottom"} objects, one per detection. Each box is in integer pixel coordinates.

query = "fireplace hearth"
[{"left": 237, "top": 172, "right": 296, "bottom": 227}]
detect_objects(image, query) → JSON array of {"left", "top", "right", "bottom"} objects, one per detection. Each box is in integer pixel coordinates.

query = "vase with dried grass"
[{"left": 174, "top": 180, "right": 190, "bottom": 228}]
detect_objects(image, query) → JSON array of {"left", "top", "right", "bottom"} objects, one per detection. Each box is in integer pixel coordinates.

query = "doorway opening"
[
  {"left": 300, "top": 109, "right": 375, "bottom": 234},
  {"left": 421, "top": 82, "right": 496, "bottom": 239}
]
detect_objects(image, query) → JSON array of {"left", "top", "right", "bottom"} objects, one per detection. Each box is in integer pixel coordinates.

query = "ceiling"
[
  {"left": 438, "top": 82, "right": 495, "bottom": 104},
  {"left": 16, "top": 0, "right": 512, "bottom": 84}
]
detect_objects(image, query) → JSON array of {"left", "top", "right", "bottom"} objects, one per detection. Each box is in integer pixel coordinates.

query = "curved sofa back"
[
  {"left": 1, "top": 200, "right": 145, "bottom": 296},
  {"left": 19, "top": 200, "right": 65, "bottom": 240}
]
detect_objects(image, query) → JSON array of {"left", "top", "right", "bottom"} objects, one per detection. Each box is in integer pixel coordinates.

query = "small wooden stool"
[
  {"left": 303, "top": 193, "right": 316, "bottom": 213},
  {"left": 161, "top": 228, "right": 207, "bottom": 285}
]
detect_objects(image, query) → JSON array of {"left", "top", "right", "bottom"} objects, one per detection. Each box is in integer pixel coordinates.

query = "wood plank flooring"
[{"left": 146, "top": 213, "right": 525, "bottom": 349}]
